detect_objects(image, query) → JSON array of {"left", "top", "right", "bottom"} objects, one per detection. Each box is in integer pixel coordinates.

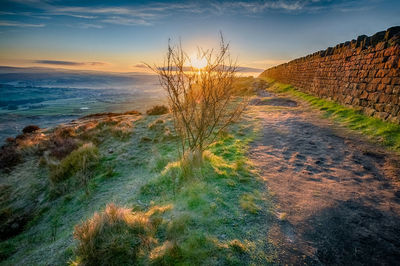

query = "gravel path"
[{"left": 248, "top": 92, "right": 400, "bottom": 265}]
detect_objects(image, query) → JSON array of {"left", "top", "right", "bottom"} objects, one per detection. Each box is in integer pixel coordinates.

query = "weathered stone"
[
  {"left": 388, "top": 115, "right": 400, "bottom": 124},
  {"left": 364, "top": 107, "right": 375, "bottom": 116},
  {"left": 385, "top": 26, "right": 400, "bottom": 41},
  {"left": 374, "top": 112, "right": 389, "bottom": 120},
  {"left": 375, "top": 103, "right": 385, "bottom": 112},
  {"left": 371, "top": 31, "right": 386, "bottom": 46}
]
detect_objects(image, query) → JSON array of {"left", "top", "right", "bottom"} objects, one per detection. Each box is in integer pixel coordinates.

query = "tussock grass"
[
  {"left": 266, "top": 80, "right": 400, "bottom": 152},
  {"left": 72, "top": 203, "right": 170, "bottom": 265},
  {"left": 50, "top": 143, "right": 99, "bottom": 186}
]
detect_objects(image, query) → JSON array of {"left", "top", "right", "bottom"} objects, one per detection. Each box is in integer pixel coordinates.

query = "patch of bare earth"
[{"left": 249, "top": 93, "right": 400, "bottom": 265}]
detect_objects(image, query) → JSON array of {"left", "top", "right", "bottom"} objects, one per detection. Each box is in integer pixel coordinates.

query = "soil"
[{"left": 248, "top": 93, "right": 400, "bottom": 265}]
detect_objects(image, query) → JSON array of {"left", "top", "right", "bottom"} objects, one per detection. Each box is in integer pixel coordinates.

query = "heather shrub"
[
  {"left": 47, "top": 127, "right": 79, "bottom": 159},
  {"left": 22, "top": 125, "right": 40, "bottom": 134},
  {"left": 49, "top": 137, "right": 78, "bottom": 160},
  {"left": 146, "top": 105, "right": 169, "bottom": 116}
]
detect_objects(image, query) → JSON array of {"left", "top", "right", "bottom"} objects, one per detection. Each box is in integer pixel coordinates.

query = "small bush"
[
  {"left": 49, "top": 137, "right": 78, "bottom": 160},
  {"left": 146, "top": 105, "right": 169, "bottom": 116},
  {"left": 72, "top": 203, "right": 161, "bottom": 265},
  {"left": 50, "top": 143, "right": 99, "bottom": 184},
  {"left": 22, "top": 125, "right": 40, "bottom": 134}
]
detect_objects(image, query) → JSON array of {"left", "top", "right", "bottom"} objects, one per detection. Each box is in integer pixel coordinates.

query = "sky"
[{"left": 0, "top": 0, "right": 399, "bottom": 74}]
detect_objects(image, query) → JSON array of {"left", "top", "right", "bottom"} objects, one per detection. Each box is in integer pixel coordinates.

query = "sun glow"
[{"left": 190, "top": 55, "right": 207, "bottom": 69}]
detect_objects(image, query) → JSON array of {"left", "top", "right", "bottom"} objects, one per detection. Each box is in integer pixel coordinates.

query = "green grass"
[
  {"left": 264, "top": 79, "right": 400, "bottom": 152},
  {"left": 136, "top": 115, "right": 276, "bottom": 264},
  {"left": 0, "top": 110, "right": 277, "bottom": 265}
]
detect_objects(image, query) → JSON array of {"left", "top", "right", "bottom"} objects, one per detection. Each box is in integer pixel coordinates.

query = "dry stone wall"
[{"left": 260, "top": 27, "right": 400, "bottom": 123}]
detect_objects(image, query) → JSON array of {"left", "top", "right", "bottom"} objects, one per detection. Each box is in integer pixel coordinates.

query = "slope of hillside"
[{"left": 0, "top": 99, "right": 276, "bottom": 265}]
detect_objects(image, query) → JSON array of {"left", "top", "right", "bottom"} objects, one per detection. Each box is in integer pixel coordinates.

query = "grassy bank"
[
  {"left": 0, "top": 106, "right": 276, "bottom": 265},
  {"left": 262, "top": 78, "right": 400, "bottom": 152}
]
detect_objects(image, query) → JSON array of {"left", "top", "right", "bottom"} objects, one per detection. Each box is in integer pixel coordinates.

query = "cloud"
[
  {"left": 78, "top": 23, "right": 103, "bottom": 29},
  {"left": 211, "top": 1, "right": 305, "bottom": 14},
  {"left": 34, "top": 60, "right": 107, "bottom": 66},
  {"left": 0, "top": 21, "right": 45, "bottom": 27},
  {"left": 60, "top": 14, "right": 97, "bottom": 19},
  {"left": 102, "top": 16, "right": 151, "bottom": 26},
  {"left": 0, "top": 11, "right": 15, "bottom": 15},
  {"left": 134, "top": 64, "right": 148, "bottom": 68}
]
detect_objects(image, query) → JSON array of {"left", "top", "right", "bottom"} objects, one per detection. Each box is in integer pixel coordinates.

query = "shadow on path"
[{"left": 249, "top": 94, "right": 400, "bottom": 265}]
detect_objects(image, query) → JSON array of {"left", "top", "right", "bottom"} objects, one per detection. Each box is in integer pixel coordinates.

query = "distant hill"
[{"left": 0, "top": 66, "right": 157, "bottom": 89}]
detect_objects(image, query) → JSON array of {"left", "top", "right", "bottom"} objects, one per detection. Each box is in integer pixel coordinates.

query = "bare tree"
[{"left": 147, "top": 34, "right": 247, "bottom": 165}]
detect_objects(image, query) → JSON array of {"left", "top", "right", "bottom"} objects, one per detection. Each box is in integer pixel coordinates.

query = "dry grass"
[{"left": 72, "top": 203, "right": 170, "bottom": 265}]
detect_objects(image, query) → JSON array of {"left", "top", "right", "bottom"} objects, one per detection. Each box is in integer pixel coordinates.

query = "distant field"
[{"left": 0, "top": 71, "right": 165, "bottom": 142}]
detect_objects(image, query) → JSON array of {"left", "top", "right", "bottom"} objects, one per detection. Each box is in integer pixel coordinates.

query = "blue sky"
[{"left": 0, "top": 0, "right": 399, "bottom": 73}]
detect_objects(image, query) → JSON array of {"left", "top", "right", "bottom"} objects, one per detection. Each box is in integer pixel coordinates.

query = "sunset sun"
[{"left": 190, "top": 55, "right": 207, "bottom": 69}]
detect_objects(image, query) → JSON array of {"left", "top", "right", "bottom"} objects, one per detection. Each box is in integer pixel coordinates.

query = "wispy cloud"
[
  {"left": 0, "top": 11, "right": 15, "bottom": 15},
  {"left": 211, "top": 1, "right": 305, "bottom": 14},
  {"left": 134, "top": 64, "right": 148, "bottom": 68},
  {"left": 58, "top": 13, "right": 97, "bottom": 19},
  {"left": 34, "top": 60, "right": 107, "bottom": 66},
  {"left": 78, "top": 23, "right": 103, "bottom": 29},
  {"left": 102, "top": 16, "right": 151, "bottom": 26},
  {"left": 0, "top": 20, "right": 45, "bottom": 27}
]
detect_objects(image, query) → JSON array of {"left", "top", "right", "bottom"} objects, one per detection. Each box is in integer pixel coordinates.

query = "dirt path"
[{"left": 248, "top": 91, "right": 400, "bottom": 265}]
